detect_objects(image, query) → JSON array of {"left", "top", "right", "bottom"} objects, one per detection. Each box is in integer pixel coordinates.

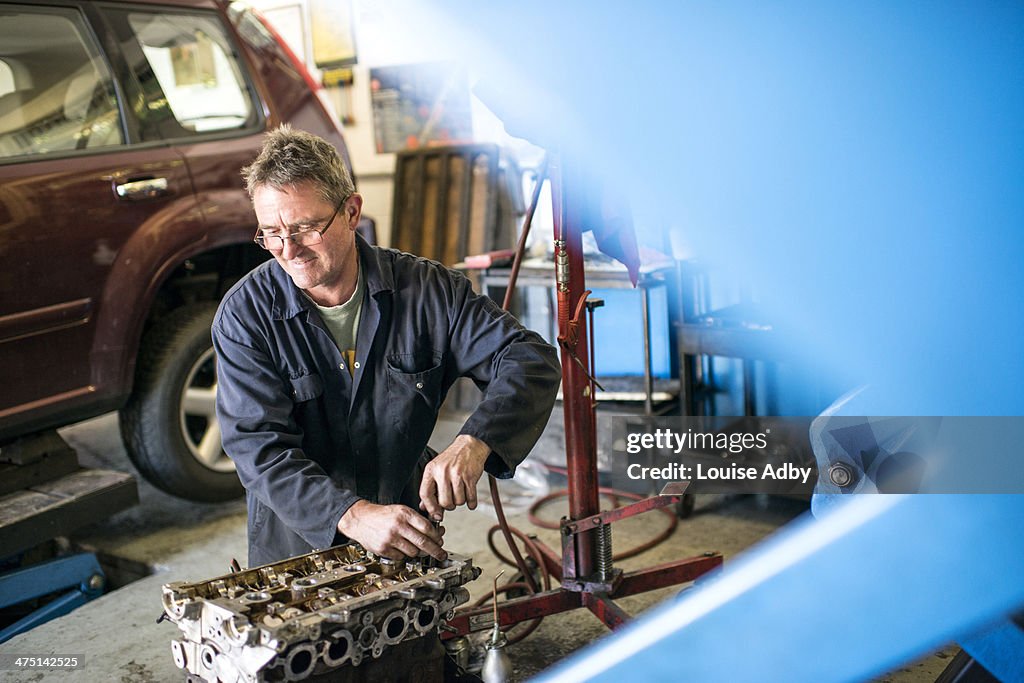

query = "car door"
[
  {"left": 0, "top": 2, "right": 199, "bottom": 435},
  {"left": 97, "top": 3, "right": 268, "bottom": 251}
]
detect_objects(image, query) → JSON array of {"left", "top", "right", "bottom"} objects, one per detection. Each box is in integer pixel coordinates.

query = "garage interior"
[
  {"left": 1, "top": 2, "right": 1023, "bottom": 683},
  {"left": 3, "top": 411, "right": 968, "bottom": 683}
]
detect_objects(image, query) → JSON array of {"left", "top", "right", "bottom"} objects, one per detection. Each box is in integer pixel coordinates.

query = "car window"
[
  {"left": 105, "top": 8, "right": 257, "bottom": 138},
  {"left": 0, "top": 5, "right": 123, "bottom": 159}
]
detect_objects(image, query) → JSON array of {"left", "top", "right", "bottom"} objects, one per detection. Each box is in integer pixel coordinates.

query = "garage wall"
[{"left": 325, "top": 77, "right": 395, "bottom": 245}]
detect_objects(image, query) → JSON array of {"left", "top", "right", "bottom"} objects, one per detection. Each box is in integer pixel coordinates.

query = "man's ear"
[{"left": 345, "top": 194, "right": 363, "bottom": 230}]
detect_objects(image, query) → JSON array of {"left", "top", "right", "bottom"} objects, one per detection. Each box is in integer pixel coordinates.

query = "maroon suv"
[{"left": 0, "top": 0, "right": 354, "bottom": 500}]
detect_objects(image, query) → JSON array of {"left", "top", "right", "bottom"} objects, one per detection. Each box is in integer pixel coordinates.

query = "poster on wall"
[
  {"left": 369, "top": 62, "right": 473, "bottom": 153},
  {"left": 310, "top": 0, "right": 357, "bottom": 67}
]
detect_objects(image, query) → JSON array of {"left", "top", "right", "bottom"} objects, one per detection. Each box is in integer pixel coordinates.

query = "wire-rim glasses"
[{"left": 253, "top": 198, "right": 345, "bottom": 252}]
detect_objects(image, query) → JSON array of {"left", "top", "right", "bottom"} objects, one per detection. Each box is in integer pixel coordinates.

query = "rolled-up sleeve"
[
  {"left": 445, "top": 272, "right": 561, "bottom": 477},
  {"left": 213, "top": 310, "right": 358, "bottom": 550}
]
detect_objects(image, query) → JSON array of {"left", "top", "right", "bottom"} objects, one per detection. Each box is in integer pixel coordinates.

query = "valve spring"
[{"left": 596, "top": 524, "right": 613, "bottom": 580}]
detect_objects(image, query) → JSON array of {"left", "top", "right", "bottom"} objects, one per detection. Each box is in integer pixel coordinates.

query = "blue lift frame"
[
  {"left": 535, "top": 495, "right": 1024, "bottom": 682},
  {"left": 0, "top": 553, "right": 106, "bottom": 644},
  {"left": 960, "top": 619, "right": 1024, "bottom": 681}
]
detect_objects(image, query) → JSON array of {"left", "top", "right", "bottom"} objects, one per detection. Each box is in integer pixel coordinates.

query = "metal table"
[{"left": 478, "top": 258, "right": 675, "bottom": 416}]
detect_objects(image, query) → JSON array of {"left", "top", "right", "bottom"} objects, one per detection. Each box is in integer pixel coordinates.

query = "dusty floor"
[{"left": 0, "top": 410, "right": 955, "bottom": 682}]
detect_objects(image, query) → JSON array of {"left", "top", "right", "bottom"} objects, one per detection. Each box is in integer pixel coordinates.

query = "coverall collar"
[{"left": 271, "top": 233, "right": 394, "bottom": 320}]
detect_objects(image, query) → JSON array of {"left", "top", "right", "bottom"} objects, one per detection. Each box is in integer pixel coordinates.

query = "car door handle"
[{"left": 115, "top": 177, "right": 169, "bottom": 200}]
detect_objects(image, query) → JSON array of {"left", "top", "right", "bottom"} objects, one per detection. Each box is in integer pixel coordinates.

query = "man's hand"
[
  {"left": 419, "top": 434, "right": 491, "bottom": 520},
  {"left": 337, "top": 500, "right": 446, "bottom": 562}
]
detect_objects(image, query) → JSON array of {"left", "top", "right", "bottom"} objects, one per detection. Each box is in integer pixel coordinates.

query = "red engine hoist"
[{"left": 443, "top": 155, "right": 723, "bottom": 639}]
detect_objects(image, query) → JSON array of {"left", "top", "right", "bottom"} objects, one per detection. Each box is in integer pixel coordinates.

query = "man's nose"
[{"left": 279, "top": 236, "right": 302, "bottom": 259}]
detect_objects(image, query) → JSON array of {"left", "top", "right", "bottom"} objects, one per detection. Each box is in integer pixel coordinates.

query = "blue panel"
[
  {"left": 428, "top": 0, "right": 1024, "bottom": 414},
  {"left": 590, "top": 287, "right": 670, "bottom": 378},
  {"left": 535, "top": 495, "right": 1024, "bottom": 683}
]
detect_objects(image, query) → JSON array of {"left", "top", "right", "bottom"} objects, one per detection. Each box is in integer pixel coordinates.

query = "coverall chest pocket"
[
  {"left": 386, "top": 351, "right": 444, "bottom": 437},
  {"left": 288, "top": 373, "right": 324, "bottom": 402}
]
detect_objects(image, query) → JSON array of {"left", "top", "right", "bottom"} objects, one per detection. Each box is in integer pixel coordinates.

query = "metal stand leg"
[{"left": 642, "top": 286, "right": 653, "bottom": 417}]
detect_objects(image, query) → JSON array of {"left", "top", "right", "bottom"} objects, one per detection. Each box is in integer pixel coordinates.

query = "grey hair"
[{"left": 242, "top": 124, "right": 354, "bottom": 205}]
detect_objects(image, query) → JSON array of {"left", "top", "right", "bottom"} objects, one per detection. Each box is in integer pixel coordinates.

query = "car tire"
[{"left": 120, "top": 302, "right": 242, "bottom": 501}]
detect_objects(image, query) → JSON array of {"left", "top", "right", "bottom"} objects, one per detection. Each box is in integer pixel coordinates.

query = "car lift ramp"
[
  {"left": 0, "top": 431, "right": 138, "bottom": 559},
  {"left": 0, "top": 430, "right": 138, "bottom": 642}
]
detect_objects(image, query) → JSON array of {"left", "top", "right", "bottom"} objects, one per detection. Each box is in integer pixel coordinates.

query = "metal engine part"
[{"left": 161, "top": 544, "right": 480, "bottom": 682}]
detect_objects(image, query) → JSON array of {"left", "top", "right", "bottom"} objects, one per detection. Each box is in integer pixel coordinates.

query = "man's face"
[{"left": 253, "top": 182, "right": 362, "bottom": 299}]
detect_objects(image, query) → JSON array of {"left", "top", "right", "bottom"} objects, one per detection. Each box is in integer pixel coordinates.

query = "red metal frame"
[
  {"left": 551, "top": 155, "right": 600, "bottom": 583},
  {"left": 446, "top": 155, "right": 722, "bottom": 638},
  {"left": 564, "top": 481, "right": 688, "bottom": 536},
  {"left": 443, "top": 554, "right": 721, "bottom": 635}
]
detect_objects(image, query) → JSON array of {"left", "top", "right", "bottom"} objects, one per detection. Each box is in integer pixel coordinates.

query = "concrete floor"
[{"left": 0, "top": 410, "right": 955, "bottom": 682}]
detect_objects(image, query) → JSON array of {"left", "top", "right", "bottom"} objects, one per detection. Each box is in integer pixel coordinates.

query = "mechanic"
[{"left": 213, "top": 126, "right": 561, "bottom": 567}]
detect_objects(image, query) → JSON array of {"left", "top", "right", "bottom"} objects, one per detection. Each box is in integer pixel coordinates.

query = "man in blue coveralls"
[{"left": 212, "top": 126, "right": 561, "bottom": 568}]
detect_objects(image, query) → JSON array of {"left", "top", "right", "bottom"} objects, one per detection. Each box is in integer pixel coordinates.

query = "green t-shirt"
[{"left": 310, "top": 265, "right": 364, "bottom": 374}]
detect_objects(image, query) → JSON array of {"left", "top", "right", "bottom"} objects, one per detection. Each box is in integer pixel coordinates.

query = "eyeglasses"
[{"left": 253, "top": 199, "right": 345, "bottom": 252}]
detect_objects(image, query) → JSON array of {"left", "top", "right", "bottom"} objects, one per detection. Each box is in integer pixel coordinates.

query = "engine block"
[{"left": 161, "top": 544, "right": 480, "bottom": 682}]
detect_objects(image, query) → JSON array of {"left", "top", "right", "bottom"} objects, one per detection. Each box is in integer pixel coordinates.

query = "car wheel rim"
[{"left": 180, "top": 347, "right": 234, "bottom": 473}]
